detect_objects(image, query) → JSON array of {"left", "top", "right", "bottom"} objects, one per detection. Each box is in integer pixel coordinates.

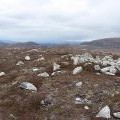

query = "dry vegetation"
[{"left": 0, "top": 47, "right": 120, "bottom": 120}]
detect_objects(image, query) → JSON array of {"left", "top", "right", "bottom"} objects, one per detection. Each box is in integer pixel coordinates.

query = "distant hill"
[
  {"left": 9, "top": 42, "right": 40, "bottom": 48},
  {"left": 0, "top": 40, "right": 9, "bottom": 46},
  {"left": 81, "top": 38, "right": 120, "bottom": 49}
]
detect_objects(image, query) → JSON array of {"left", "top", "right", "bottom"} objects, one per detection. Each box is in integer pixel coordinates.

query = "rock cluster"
[{"left": 71, "top": 53, "right": 120, "bottom": 76}]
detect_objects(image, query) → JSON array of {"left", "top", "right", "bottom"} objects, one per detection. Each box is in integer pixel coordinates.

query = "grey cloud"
[{"left": 0, "top": 0, "right": 120, "bottom": 43}]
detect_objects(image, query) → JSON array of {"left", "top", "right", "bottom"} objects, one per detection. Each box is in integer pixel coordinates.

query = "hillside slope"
[{"left": 81, "top": 38, "right": 120, "bottom": 49}]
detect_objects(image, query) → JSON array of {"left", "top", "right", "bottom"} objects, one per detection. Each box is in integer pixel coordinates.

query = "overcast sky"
[{"left": 0, "top": 0, "right": 120, "bottom": 43}]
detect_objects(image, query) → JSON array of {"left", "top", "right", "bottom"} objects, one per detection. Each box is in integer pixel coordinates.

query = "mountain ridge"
[{"left": 81, "top": 38, "right": 120, "bottom": 49}]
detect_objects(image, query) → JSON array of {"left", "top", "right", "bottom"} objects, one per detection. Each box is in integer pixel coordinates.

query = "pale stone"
[
  {"left": 113, "top": 112, "right": 120, "bottom": 118},
  {"left": 0, "top": 72, "right": 5, "bottom": 76},
  {"left": 53, "top": 63, "right": 60, "bottom": 71},
  {"left": 32, "top": 68, "right": 39, "bottom": 72},
  {"left": 94, "top": 65, "right": 101, "bottom": 71},
  {"left": 96, "top": 105, "right": 111, "bottom": 119},
  {"left": 25, "top": 56, "right": 31, "bottom": 61},
  {"left": 84, "top": 106, "right": 89, "bottom": 110},
  {"left": 76, "top": 82, "right": 82, "bottom": 87},
  {"left": 38, "top": 72, "right": 49, "bottom": 77},
  {"left": 19, "top": 82, "right": 37, "bottom": 91},
  {"left": 16, "top": 61, "right": 24, "bottom": 66},
  {"left": 73, "top": 66, "right": 83, "bottom": 75}
]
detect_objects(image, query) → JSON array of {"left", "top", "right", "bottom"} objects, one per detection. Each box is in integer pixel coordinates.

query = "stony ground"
[{"left": 0, "top": 47, "right": 120, "bottom": 120}]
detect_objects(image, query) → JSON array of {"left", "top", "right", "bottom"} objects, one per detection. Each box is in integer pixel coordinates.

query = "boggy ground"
[{"left": 0, "top": 47, "right": 120, "bottom": 120}]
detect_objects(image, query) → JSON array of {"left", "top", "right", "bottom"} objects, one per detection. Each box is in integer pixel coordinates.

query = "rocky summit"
[{"left": 0, "top": 47, "right": 120, "bottom": 120}]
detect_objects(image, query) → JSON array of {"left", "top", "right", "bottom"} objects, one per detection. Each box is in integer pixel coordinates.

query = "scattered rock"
[
  {"left": 38, "top": 72, "right": 49, "bottom": 77},
  {"left": 96, "top": 105, "right": 111, "bottom": 119},
  {"left": 61, "top": 62, "right": 70, "bottom": 66},
  {"left": 25, "top": 55, "right": 31, "bottom": 61},
  {"left": 9, "top": 114, "right": 17, "bottom": 120},
  {"left": 109, "top": 66, "right": 117, "bottom": 74},
  {"left": 71, "top": 56, "right": 80, "bottom": 65},
  {"left": 53, "top": 63, "right": 60, "bottom": 71},
  {"left": 75, "top": 96, "right": 91, "bottom": 104},
  {"left": 16, "top": 61, "right": 24, "bottom": 66},
  {"left": 104, "top": 72, "right": 115, "bottom": 76},
  {"left": 84, "top": 106, "right": 89, "bottom": 110},
  {"left": 32, "top": 68, "right": 39, "bottom": 72},
  {"left": 113, "top": 112, "right": 120, "bottom": 119},
  {"left": 73, "top": 66, "right": 83, "bottom": 75},
  {"left": 12, "top": 81, "right": 18, "bottom": 86},
  {"left": 0, "top": 72, "right": 5, "bottom": 77},
  {"left": 19, "top": 82, "right": 37, "bottom": 91},
  {"left": 37, "top": 57, "right": 45, "bottom": 61},
  {"left": 101, "top": 67, "right": 110, "bottom": 73},
  {"left": 76, "top": 82, "right": 82, "bottom": 87},
  {"left": 41, "top": 99, "right": 51, "bottom": 107},
  {"left": 51, "top": 70, "right": 66, "bottom": 76},
  {"left": 94, "top": 65, "right": 101, "bottom": 71},
  {"left": 101, "top": 66, "right": 117, "bottom": 76},
  {"left": 84, "top": 62, "right": 92, "bottom": 67}
]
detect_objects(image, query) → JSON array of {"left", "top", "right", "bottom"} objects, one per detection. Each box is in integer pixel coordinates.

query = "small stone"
[
  {"left": 40, "top": 57, "right": 45, "bottom": 60},
  {"left": 71, "top": 56, "right": 80, "bottom": 65},
  {"left": 113, "top": 112, "right": 120, "bottom": 118},
  {"left": 96, "top": 73, "right": 101, "bottom": 75},
  {"left": 101, "top": 67, "right": 110, "bottom": 73},
  {"left": 53, "top": 63, "right": 60, "bottom": 71},
  {"left": 51, "top": 71, "right": 66, "bottom": 76},
  {"left": 16, "top": 61, "right": 24, "bottom": 66},
  {"left": 9, "top": 114, "right": 17, "bottom": 120},
  {"left": 75, "top": 96, "right": 91, "bottom": 104},
  {"left": 25, "top": 56, "right": 31, "bottom": 60},
  {"left": 38, "top": 72, "right": 49, "bottom": 77},
  {"left": 84, "top": 106, "right": 89, "bottom": 110},
  {"left": 73, "top": 66, "right": 83, "bottom": 75},
  {"left": 96, "top": 105, "right": 111, "bottom": 119},
  {"left": 105, "top": 72, "right": 115, "bottom": 76},
  {"left": 41, "top": 99, "right": 51, "bottom": 107},
  {"left": 101, "top": 66, "right": 117, "bottom": 76},
  {"left": 109, "top": 66, "right": 117, "bottom": 74},
  {"left": 61, "top": 62, "right": 70, "bottom": 66},
  {"left": 37, "top": 57, "right": 45, "bottom": 61},
  {"left": 76, "top": 97, "right": 81, "bottom": 101},
  {"left": 32, "top": 68, "right": 39, "bottom": 72},
  {"left": 94, "top": 65, "right": 101, "bottom": 71},
  {"left": 76, "top": 82, "right": 82, "bottom": 87},
  {"left": 0, "top": 72, "right": 5, "bottom": 76},
  {"left": 19, "top": 82, "right": 37, "bottom": 91}
]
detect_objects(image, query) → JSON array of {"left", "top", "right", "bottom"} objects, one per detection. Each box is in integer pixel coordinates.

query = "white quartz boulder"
[
  {"left": 94, "top": 65, "right": 101, "bottom": 71},
  {"left": 76, "top": 82, "right": 83, "bottom": 87},
  {"left": 25, "top": 56, "right": 31, "bottom": 61},
  {"left": 19, "top": 82, "right": 37, "bottom": 91},
  {"left": 113, "top": 112, "right": 120, "bottom": 119},
  {"left": 101, "top": 66, "right": 117, "bottom": 75},
  {"left": 16, "top": 61, "right": 24, "bottom": 66},
  {"left": 0, "top": 72, "right": 5, "bottom": 76},
  {"left": 53, "top": 63, "right": 60, "bottom": 71},
  {"left": 96, "top": 105, "right": 111, "bottom": 119},
  {"left": 73, "top": 66, "right": 83, "bottom": 75}
]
